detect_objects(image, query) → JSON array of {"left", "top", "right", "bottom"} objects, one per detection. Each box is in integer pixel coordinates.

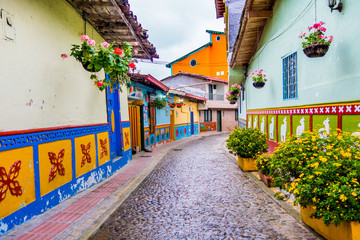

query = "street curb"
[
  {"left": 80, "top": 132, "right": 226, "bottom": 239},
  {"left": 220, "top": 141, "right": 325, "bottom": 239}
]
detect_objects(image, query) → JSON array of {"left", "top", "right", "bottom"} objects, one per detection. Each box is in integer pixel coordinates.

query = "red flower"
[
  {"left": 97, "top": 82, "right": 103, "bottom": 87},
  {"left": 129, "top": 62, "right": 136, "bottom": 69},
  {"left": 114, "top": 48, "right": 123, "bottom": 55}
]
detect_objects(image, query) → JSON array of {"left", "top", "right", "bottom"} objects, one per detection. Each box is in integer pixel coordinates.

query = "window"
[
  {"left": 204, "top": 110, "right": 212, "bottom": 122},
  {"left": 208, "top": 84, "right": 214, "bottom": 100},
  {"left": 282, "top": 52, "right": 297, "bottom": 99},
  {"left": 216, "top": 36, "right": 221, "bottom": 41},
  {"left": 190, "top": 59, "right": 197, "bottom": 67}
]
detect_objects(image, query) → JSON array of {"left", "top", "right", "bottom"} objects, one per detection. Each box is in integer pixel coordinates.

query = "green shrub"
[
  {"left": 268, "top": 130, "right": 360, "bottom": 226},
  {"left": 255, "top": 156, "right": 272, "bottom": 176},
  {"left": 226, "top": 127, "right": 268, "bottom": 158}
]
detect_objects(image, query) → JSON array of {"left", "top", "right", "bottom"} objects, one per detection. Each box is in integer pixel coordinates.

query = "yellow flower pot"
[
  {"left": 301, "top": 206, "right": 360, "bottom": 240},
  {"left": 237, "top": 156, "right": 257, "bottom": 172}
]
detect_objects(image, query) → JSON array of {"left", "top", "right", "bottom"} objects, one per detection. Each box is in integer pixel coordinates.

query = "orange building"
[{"left": 166, "top": 30, "right": 228, "bottom": 81}]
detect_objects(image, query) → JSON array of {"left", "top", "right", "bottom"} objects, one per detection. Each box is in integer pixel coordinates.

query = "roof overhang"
[
  {"left": 230, "top": 0, "right": 275, "bottom": 67},
  {"left": 215, "top": 0, "right": 226, "bottom": 19},
  {"left": 161, "top": 71, "right": 228, "bottom": 84},
  {"left": 130, "top": 73, "right": 169, "bottom": 91},
  {"left": 66, "top": 0, "right": 158, "bottom": 60}
]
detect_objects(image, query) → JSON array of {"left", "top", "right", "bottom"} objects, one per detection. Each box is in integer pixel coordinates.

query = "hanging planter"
[
  {"left": 250, "top": 69, "right": 268, "bottom": 89},
  {"left": 226, "top": 84, "right": 241, "bottom": 104},
  {"left": 66, "top": 35, "right": 136, "bottom": 91},
  {"left": 252, "top": 81, "right": 265, "bottom": 89},
  {"left": 303, "top": 43, "right": 329, "bottom": 58},
  {"left": 299, "top": 21, "right": 333, "bottom": 58}
]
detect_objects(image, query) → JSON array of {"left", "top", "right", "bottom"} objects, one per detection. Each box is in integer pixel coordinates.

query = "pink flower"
[
  {"left": 259, "top": 69, "right": 263, "bottom": 72},
  {"left": 87, "top": 39, "right": 95, "bottom": 46},
  {"left": 318, "top": 35, "right": 323, "bottom": 39},
  {"left": 250, "top": 72, "right": 254, "bottom": 75},
  {"left": 254, "top": 69, "right": 258, "bottom": 72},
  {"left": 263, "top": 74, "right": 266, "bottom": 77},
  {"left": 319, "top": 27, "right": 326, "bottom": 32},
  {"left": 329, "top": 35, "right": 334, "bottom": 39},
  {"left": 134, "top": 49, "right": 139, "bottom": 54},
  {"left": 61, "top": 54, "right": 68, "bottom": 59},
  {"left": 81, "top": 35, "right": 90, "bottom": 41},
  {"left": 307, "top": 26, "right": 312, "bottom": 30},
  {"left": 100, "top": 41, "right": 110, "bottom": 48},
  {"left": 329, "top": 38, "right": 333, "bottom": 42},
  {"left": 319, "top": 21, "right": 325, "bottom": 25},
  {"left": 97, "top": 82, "right": 103, "bottom": 87},
  {"left": 313, "top": 23, "right": 320, "bottom": 29}
]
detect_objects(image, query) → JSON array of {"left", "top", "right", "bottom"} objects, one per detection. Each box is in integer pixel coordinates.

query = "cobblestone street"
[{"left": 90, "top": 134, "right": 319, "bottom": 240}]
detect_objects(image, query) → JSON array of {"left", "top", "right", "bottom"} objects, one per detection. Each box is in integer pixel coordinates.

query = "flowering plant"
[
  {"left": 167, "top": 101, "right": 185, "bottom": 108},
  {"left": 255, "top": 155, "right": 272, "bottom": 176},
  {"left": 69, "top": 35, "right": 136, "bottom": 91},
  {"left": 226, "top": 83, "right": 241, "bottom": 103},
  {"left": 250, "top": 69, "right": 268, "bottom": 83},
  {"left": 226, "top": 127, "right": 268, "bottom": 158},
  {"left": 152, "top": 97, "right": 167, "bottom": 109},
  {"left": 267, "top": 130, "right": 360, "bottom": 226},
  {"left": 299, "top": 21, "right": 333, "bottom": 48}
]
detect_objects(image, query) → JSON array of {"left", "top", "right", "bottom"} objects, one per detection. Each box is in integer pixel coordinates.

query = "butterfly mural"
[
  {"left": 0, "top": 160, "right": 22, "bottom": 203},
  {"left": 81, "top": 143, "right": 91, "bottom": 167},
  {"left": 124, "top": 132, "right": 130, "bottom": 146},
  {"left": 100, "top": 138, "right": 108, "bottom": 159},
  {"left": 48, "top": 149, "right": 65, "bottom": 182}
]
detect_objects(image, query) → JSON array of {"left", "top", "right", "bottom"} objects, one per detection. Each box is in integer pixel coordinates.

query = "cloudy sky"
[{"left": 130, "top": 0, "right": 225, "bottom": 80}]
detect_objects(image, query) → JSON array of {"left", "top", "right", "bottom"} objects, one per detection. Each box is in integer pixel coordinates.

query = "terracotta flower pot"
[
  {"left": 258, "top": 171, "right": 273, "bottom": 187},
  {"left": 303, "top": 43, "right": 329, "bottom": 58},
  {"left": 253, "top": 81, "right": 265, "bottom": 89}
]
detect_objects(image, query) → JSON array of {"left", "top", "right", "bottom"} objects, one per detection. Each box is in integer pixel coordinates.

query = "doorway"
[
  {"left": 217, "top": 110, "right": 222, "bottom": 132},
  {"left": 170, "top": 109, "right": 175, "bottom": 141}
]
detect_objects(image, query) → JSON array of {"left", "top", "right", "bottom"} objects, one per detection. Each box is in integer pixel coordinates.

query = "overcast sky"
[{"left": 129, "top": 0, "right": 225, "bottom": 80}]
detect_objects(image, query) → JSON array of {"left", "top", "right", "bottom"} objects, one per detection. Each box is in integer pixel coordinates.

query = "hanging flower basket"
[
  {"left": 299, "top": 21, "right": 333, "bottom": 58},
  {"left": 82, "top": 61, "right": 100, "bottom": 73},
  {"left": 303, "top": 43, "right": 329, "bottom": 58},
  {"left": 250, "top": 69, "right": 268, "bottom": 89},
  {"left": 253, "top": 81, "right": 265, "bottom": 89},
  {"left": 229, "top": 100, "right": 237, "bottom": 105},
  {"left": 226, "top": 84, "right": 241, "bottom": 104}
]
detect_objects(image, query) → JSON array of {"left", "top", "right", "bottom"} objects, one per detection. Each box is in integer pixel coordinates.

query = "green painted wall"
[{"left": 241, "top": 0, "right": 360, "bottom": 110}]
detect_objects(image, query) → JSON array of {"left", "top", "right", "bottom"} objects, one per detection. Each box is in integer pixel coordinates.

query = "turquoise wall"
[{"left": 243, "top": 0, "right": 360, "bottom": 111}]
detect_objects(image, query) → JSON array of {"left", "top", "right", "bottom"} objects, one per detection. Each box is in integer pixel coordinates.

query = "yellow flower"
[
  {"left": 308, "top": 175, "right": 314, "bottom": 179},
  {"left": 315, "top": 171, "right": 322, "bottom": 175},
  {"left": 311, "top": 162, "right": 319, "bottom": 168},
  {"left": 299, "top": 148, "right": 303, "bottom": 152},
  {"left": 299, "top": 173, "right": 304, "bottom": 178},
  {"left": 334, "top": 163, "right": 342, "bottom": 167},
  {"left": 312, "top": 197, "right": 317, "bottom": 202},
  {"left": 319, "top": 156, "right": 327, "bottom": 162},
  {"left": 293, "top": 189, "right": 299, "bottom": 194},
  {"left": 340, "top": 194, "right": 347, "bottom": 201},
  {"left": 352, "top": 192, "right": 358, "bottom": 197}
]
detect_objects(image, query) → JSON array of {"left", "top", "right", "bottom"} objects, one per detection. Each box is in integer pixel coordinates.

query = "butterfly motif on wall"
[
  {"left": 81, "top": 143, "right": 91, "bottom": 167},
  {"left": 48, "top": 149, "right": 65, "bottom": 182},
  {"left": 124, "top": 132, "right": 130, "bottom": 146},
  {"left": 100, "top": 138, "right": 108, "bottom": 159},
  {"left": 0, "top": 160, "right": 22, "bottom": 203}
]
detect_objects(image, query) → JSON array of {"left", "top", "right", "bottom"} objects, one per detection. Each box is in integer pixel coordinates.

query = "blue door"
[
  {"left": 190, "top": 111, "right": 194, "bottom": 135},
  {"left": 106, "top": 80, "right": 123, "bottom": 158}
]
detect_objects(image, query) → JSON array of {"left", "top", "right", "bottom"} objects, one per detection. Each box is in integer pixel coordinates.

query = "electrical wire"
[{"left": 249, "top": 0, "right": 314, "bottom": 65}]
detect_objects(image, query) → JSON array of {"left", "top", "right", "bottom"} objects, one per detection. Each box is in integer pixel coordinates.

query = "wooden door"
[
  {"left": 129, "top": 105, "right": 141, "bottom": 152},
  {"left": 170, "top": 109, "right": 175, "bottom": 141}
]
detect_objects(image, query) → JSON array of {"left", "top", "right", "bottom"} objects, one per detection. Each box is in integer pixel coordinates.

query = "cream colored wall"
[
  {"left": 0, "top": 0, "right": 108, "bottom": 131},
  {"left": 120, "top": 85, "right": 129, "bottom": 122}
]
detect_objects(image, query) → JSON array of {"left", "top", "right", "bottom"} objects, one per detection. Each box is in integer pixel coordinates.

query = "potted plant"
[
  {"left": 226, "top": 127, "right": 268, "bottom": 171},
  {"left": 175, "top": 102, "right": 185, "bottom": 108},
  {"left": 299, "top": 21, "right": 334, "bottom": 58},
  {"left": 68, "top": 35, "right": 136, "bottom": 91},
  {"left": 226, "top": 84, "right": 241, "bottom": 104},
  {"left": 267, "top": 130, "right": 360, "bottom": 240},
  {"left": 152, "top": 97, "right": 167, "bottom": 109},
  {"left": 167, "top": 101, "right": 176, "bottom": 108},
  {"left": 250, "top": 69, "right": 268, "bottom": 89},
  {"left": 255, "top": 156, "right": 273, "bottom": 187}
]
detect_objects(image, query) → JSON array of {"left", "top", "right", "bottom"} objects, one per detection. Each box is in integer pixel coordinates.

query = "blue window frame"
[{"left": 282, "top": 52, "right": 297, "bottom": 99}]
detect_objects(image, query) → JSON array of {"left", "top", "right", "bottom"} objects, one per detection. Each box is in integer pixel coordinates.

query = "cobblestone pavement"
[{"left": 90, "top": 134, "right": 319, "bottom": 240}]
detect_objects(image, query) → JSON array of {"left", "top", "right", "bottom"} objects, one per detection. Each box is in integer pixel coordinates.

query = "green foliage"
[
  {"left": 267, "top": 130, "right": 360, "bottom": 226},
  {"left": 152, "top": 97, "right": 167, "bottom": 109},
  {"left": 255, "top": 156, "right": 272, "bottom": 176},
  {"left": 70, "top": 36, "right": 135, "bottom": 91},
  {"left": 226, "top": 127, "right": 268, "bottom": 158},
  {"left": 226, "top": 84, "right": 241, "bottom": 103}
]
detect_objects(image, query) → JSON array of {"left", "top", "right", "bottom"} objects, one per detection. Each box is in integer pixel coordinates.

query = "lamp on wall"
[{"left": 327, "top": 0, "right": 343, "bottom": 12}]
